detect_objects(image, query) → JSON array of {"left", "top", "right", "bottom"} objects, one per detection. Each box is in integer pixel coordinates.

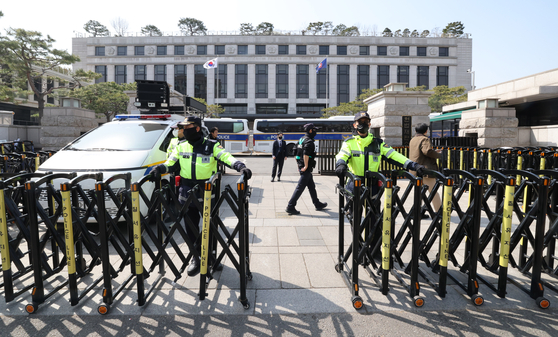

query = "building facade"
[{"left": 72, "top": 34, "right": 473, "bottom": 119}]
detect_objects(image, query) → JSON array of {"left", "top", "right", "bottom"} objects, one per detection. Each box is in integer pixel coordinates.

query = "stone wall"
[
  {"left": 40, "top": 107, "right": 98, "bottom": 150},
  {"left": 459, "top": 107, "right": 518, "bottom": 148}
]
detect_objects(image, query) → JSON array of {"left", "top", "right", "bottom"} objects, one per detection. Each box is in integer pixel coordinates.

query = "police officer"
[
  {"left": 167, "top": 122, "right": 185, "bottom": 159},
  {"left": 285, "top": 123, "right": 328, "bottom": 215},
  {"left": 153, "top": 116, "right": 252, "bottom": 276},
  {"left": 335, "top": 111, "right": 424, "bottom": 194}
]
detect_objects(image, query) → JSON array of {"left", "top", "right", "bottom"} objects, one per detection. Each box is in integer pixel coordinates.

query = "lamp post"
[{"left": 467, "top": 69, "right": 476, "bottom": 90}]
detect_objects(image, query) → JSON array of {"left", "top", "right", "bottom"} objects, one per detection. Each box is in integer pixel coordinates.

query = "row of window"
[
  {"left": 94, "top": 45, "right": 450, "bottom": 57},
  {"left": 96, "top": 64, "right": 448, "bottom": 103}
]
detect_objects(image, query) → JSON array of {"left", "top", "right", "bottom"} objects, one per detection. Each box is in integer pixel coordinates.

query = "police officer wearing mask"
[
  {"left": 335, "top": 112, "right": 424, "bottom": 195},
  {"left": 285, "top": 123, "right": 328, "bottom": 215},
  {"left": 152, "top": 116, "right": 252, "bottom": 276},
  {"left": 166, "top": 122, "right": 185, "bottom": 159}
]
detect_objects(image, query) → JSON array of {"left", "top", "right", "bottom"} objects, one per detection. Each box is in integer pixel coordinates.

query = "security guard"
[
  {"left": 166, "top": 122, "right": 185, "bottom": 159},
  {"left": 153, "top": 116, "right": 252, "bottom": 276},
  {"left": 285, "top": 123, "right": 328, "bottom": 215},
  {"left": 335, "top": 112, "right": 424, "bottom": 194}
]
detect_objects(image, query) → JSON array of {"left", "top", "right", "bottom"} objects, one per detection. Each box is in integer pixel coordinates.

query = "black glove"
[
  {"left": 240, "top": 167, "right": 252, "bottom": 180},
  {"left": 335, "top": 163, "right": 347, "bottom": 178},
  {"left": 408, "top": 162, "right": 425, "bottom": 176},
  {"left": 151, "top": 164, "right": 166, "bottom": 176}
]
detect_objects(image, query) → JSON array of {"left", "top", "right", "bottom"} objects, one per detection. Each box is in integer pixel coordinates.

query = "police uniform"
[{"left": 286, "top": 123, "right": 327, "bottom": 214}]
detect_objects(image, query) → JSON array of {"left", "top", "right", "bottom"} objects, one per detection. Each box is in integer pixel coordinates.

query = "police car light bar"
[{"left": 114, "top": 114, "right": 172, "bottom": 120}]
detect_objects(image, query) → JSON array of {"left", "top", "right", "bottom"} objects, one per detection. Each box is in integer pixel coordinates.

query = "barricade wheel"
[
  {"left": 98, "top": 304, "right": 110, "bottom": 315},
  {"left": 536, "top": 297, "right": 550, "bottom": 309},
  {"left": 335, "top": 263, "right": 342, "bottom": 273},
  {"left": 413, "top": 297, "right": 425, "bottom": 308},
  {"left": 25, "top": 303, "right": 37, "bottom": 314},
  {"left": 351, "top": 296, "right": 364, "bottom": 310},
  {"left": 241, "top": 301, "right": 250, "bottom": 310},
  {"left": 471, "top": 294, "right": 484, "bottom": 306},
  {"left": 247, "top": 273, "right": 253, "bottom": 281}
]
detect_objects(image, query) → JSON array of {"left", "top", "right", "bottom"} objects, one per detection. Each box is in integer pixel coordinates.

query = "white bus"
[
  {"left": 203, "top": 118, "right": 250, "bottom": 154},
  {"left": 253, "top": 116, "right": 354, "bottom": 155}
]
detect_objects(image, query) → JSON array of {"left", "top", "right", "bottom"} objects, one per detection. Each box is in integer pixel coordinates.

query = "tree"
[
  {"left": 443, "top": 21, "right": 465, "bottom": 37},
  {"left": 321, "top": 88, "right": 383, "bottom": 118},
  {"left": 406, "top": 85, "right": 427, "bottom": 92},
  {"left": 191, "top": 97, "right": 224, "bottom": 118},
  {"left": 141, "top": 25, "right": 162, "bottom": 36},
  {"left": 333, "top": 24, "right": 359, "bottom": 36},
  {"left": 428, "top": 85, "right": 467, "bottom": 112},
  {"left": 411, "top": 29, "right": 419, "bottom": 37},
  {"left": 420, "top": 30, "right": 430, "bottom": 38},
  {"left": 382, "top": 28, "right": 392, "bottom": 37},
  {"left": 256, "top": 22, "right": 274, "bottom": 35},
  {"left": 0, "top": 64, "right": 32, "bottom": 104},
  {"left": 83, "top": 20, "right": 110, "bottom": 37},
  {"left": 0, "top": 28, "right": 90, "bottom": 120},
  {"left": 239, "top": 23, "right": 255, "bottom": 35},
  {"left": 431, "top": 27, "right": 441, "bottom": 37},
  {"left": 306, "top": 21, "right": 333, "bottom": 35},
  {"left": 178, "top": 18, "right": 207, "bottom": 36},
  {"left": 111, "top": 17, "right": 128, "bottom": 37},
  {"left": 394, "top": 29, "right": 402, "bottom": 37},
  {"left": 70, "top": 82, "right": 135, "bottom": 122},
  {"left": 402, "top": 28, "right": 410, "bottom": 37},
  {"left": 332, "top": 24, "right": 347, "bottom": 35}
]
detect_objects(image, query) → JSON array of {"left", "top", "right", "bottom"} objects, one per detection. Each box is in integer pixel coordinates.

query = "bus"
[
  {"left": 203, "top": 118, "right": 250, "bottom": 154},
  {"left": 253, "top": 116, "right": 354, "bottom": 155}
]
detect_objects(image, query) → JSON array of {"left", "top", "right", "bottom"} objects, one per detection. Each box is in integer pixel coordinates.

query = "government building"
[{"left": 72, "top": 33, "right": 473, "bottom": 119}]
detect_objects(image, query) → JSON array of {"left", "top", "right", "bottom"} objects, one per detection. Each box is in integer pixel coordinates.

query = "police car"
[{"left": 36, "top": 113, "right": 188, "bottom": 220}]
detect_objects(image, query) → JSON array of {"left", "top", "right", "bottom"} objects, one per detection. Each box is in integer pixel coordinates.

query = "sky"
[{"left": 1, "top": 0, "right": 557, "bottom": 89}]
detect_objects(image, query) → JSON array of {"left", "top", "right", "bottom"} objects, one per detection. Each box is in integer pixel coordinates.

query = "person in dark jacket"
[
  {"left": 409, "top": 123, "right": 442, "bottom": 211},
  {"left": 271, "top": 132, "right": 287, "bottom": 182},
  {"left": 285, "top": 123, "right": 327, "bottom": 215}
]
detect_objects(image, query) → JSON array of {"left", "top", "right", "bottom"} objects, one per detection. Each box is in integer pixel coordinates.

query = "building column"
[
  {"left": 126, "top": 65, "right": 134, "bottom": 83},
  {"left": 409, "top": 65, "right": 417, "bottom": 88},
  {"left": 268, "top": 64, "right": 276, "bottom": 99},
  {"left": 206, "top": 67, "right": 215, "bottom": 105},
  {"left": 370, "top": 65, "right": 378, "bottom": 90},
  {"left": 349, "top": 64, "right": 358, "bottom": 101},
  {"left": 389, "top": 65, "right": 397, "bottom": 85},
  {"left": 429, "top": 66, "right": 437, "bottom": 89},
  {"left": 146, "top": 65, "right": 154, "bottom": 81},
  {"left": 449, "top": 66, "right": 457, "bottom": 88},
  {"left": 107, "top": 65, "right": 115, "bottom": 83},
  {"left": 248, "top": 64, "right": 256, "bottom": 114},
  {"left": 227, "top": 64, "right": 235, "bottom": 100},
  {"left": 186, "top": 64, "right": 195, "bottom": 97},
  {"left": 167, "top": 64, "right": 175, "bottom": 90},
  {"left": 309, "top": 64, "right": 317, "bottom": 99},
  {"left": 288, "top": 64, "right": 297, "bottom": 114},
  {"left": 329, "top": 64, "right": 337, "bottom": 108}
]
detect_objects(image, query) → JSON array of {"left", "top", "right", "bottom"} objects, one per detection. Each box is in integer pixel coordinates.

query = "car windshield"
[{"left": 67, "top": 122, "right": 168, "bottom": 151}]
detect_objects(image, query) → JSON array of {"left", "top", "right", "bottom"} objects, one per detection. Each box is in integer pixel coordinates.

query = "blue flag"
[{"left": 316, "top": 58, "right": 327, "bottom": 73}]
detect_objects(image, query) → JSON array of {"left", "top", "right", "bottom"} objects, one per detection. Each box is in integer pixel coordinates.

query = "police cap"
[
  {"left": 303, "top": 123, "right": 318, "bottom": 132},
  {"left": 178, "top": 116, "right": 202, "bottom": 127},
  {"left": 354, "top": 111, "right": 370, "bottom": 121}
]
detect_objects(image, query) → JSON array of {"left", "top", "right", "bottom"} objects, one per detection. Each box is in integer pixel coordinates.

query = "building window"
[
  {"left": 319, "top": 45, "right": 329, "bottom": 55},
  {"left": 439, "top": 47, "right": 449, "bottom": 57},
  {"left": 174, "top": 65, "right": 187, "bottom": 95},
  {"left": 215, "top": 64, "right": 227, "bottom": 98},
  {"left": 197, "top": 45, "right": 207, "bottom": 55},
  {"left": 417, "top": 66, "right": 429, "bottom": 89},
  {"left": 255, "top": 64, "right": 268, "bottom": 98},
  {"left": 377, "top": 65, "right": 389, "bottom": 89},
  {"left": 135, "top": 46, "right": 144, "bottom": 56},
  {"left": 115, "top": 65, "right": 127, "bottom": 84},
  {"left": 134, "top": 65, "right": 146, "bottom": 80},
  {"left": 194, "top": 65, "right": 207, "bottom": 100},
  {"left": 256, "top": 45, "right": 266, "bottom": 55},
  {"left": 296, "top": 45, "right": 306, "bottom": 55},
  {"left": 256, "top": 104, "right": 288, "bottom": 115},
  {"left": 296, "top": 65, "right": 309, "bottom": 98},
  {"left": 276, "top": 64, "right": 288, "bottom": 98},
  {"left": 95, "top": 47, "right": 105, "bottom": 56},
  {"left": 278, "top": 45, "right": 289, "bottom": 55},
  {"left": 222, "top": 104, "right": 248, "bottom": 115},
  {"left": 357, "top": 65, "right": 369, "bottom": 95},
  {"left": 154, "top": 65, "right": 166, "bottom": 81},
  {"left": 94, "top": 66, "right": 106, "bottom": 83},
  {"left": 337, "top": 65, "right": 350, "bottom": 103},
  {"left": 157, "top": 46, "right": 167, "bottom": 55},
  {"left": 417, "top": 47, "right": 427, "bottom": 56},
  {"left": 235, "top": 64, "right": 248, "bottom": 98},
  {"left": 174, "top": 46, "right": 184, "bottom": 55},
  {"left": 317, "top": 64, "right": 328, "bottom": 99},
  {"left": 297, "top": 104, "right": 325, "bottom": 116},
  {"left": 377, "top": 46, "right": 387, "bottom": 56},
  {"left": 397, "top": 66, "right": 409, "bottom": 84},
  {"left": 359, "top": 46, "right": 370, "bottom": 55},
  {"left": 399, "top": 46, "right": 409, "bottom": 56},
  {"left": 117, "top": 46, "right": 127, "bottom": 56},
  {"left": 437, "top": 66, "right": 449, "bottom": 86},
  {"left": 337, "top": 46, "right": 347, "bottom": 55},
  {"left": 238, "top": 45, "right": 248, "bottom": 55},
  {"left": 215, "top": 45, "right": 225, "bottom": 55}
]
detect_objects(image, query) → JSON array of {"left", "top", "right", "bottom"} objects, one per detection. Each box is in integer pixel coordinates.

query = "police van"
[{"left": 36, "top": 113, "right": 187, "bottom": 219}]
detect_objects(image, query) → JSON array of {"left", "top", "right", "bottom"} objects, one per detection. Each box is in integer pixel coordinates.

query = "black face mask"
[
  {"left": 307, "top": 130, "right": 316, "bottom": 139},
  {"left": 184, "top": 127, "right": 201, "bottom": 143},
  {"left": 356, "top": 121, "right": 369, "bottom": 133},
  {"left": 278, "top": 136, "right": 283, "bottom": 140}
]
